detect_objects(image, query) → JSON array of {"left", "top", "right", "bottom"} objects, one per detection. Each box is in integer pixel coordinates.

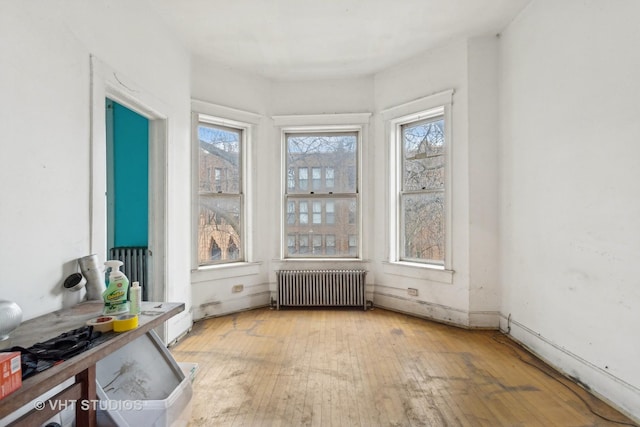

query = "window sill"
[
  {"left": 381, "top": 261, "right": 454, "bottom": 284},
  {"left": 191, "top": 261, "right": 262, "bottom": 284},
  {"left": 281, "top": 258, "right": 364, "bottom": 262}
]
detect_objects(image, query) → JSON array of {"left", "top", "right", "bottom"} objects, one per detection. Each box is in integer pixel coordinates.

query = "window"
[
  {"left": 299, "top": 201, "right": 308, "bottom": 224},
  {"left": 326, "top": 234, "right": 336, "bottom": 255},
  {"left": 287, "top": 168, "right": 295, "bottom": 190},
  {"left": 312, "top": 167, "right": 322, "bottom": 191},
  {"left": 325, "top": 167, "right": 334, "bottom": 189},
  {"left": 348, "top": 235, "right": 357, "bottom": 256},
  {"left": 400, "top": 116, "right": 445, "bottom": 265},
  {"left": 287, "top": 201, "right": 296, "bottom": 225},
  {"left": 210, "top": 238, "right": 221, "bottom": 260},
  {"left": 383, "top": 89, "right": 452, "bottom": 269},
  {"left": 299, "top": 235, "right": 309, "bottom": 254},
  {"left": 299, "top": 167, "right": 308, "bottom": 191},
  {"left": 325, "top": 201, "right": 335, "bottom": 224},
  {"left": 348, "top": 199, "right": 356, "bottom": 224},
  {"left": 284, "top": 131, "right": 359, "bottom": 258},
  {"left": 287, "top": 234, "right": 296, "bottom": 254},
  {"left": 312, "top": 235, "right": 322, "bottom": 254},
  {"left": 312, "top": 201, "right": 322, "bottom": 224},
  {"left": 196, "top": 118, "right": 243, "bottom": 265},
  {"left": 227, "top": 238, "right": 239, "bottom": 259}
]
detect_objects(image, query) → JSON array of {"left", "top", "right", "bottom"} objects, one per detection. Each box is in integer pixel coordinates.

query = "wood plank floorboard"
[{"left": 170, "top": 308, "right": 637, "bottom": 427}]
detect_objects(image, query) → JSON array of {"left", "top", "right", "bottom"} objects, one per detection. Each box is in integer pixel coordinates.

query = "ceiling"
[{"left": 147, "top": 0, "right": 531, "bottom": 81}]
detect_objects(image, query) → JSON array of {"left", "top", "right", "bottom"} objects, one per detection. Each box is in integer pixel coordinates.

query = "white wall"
[
  {"left": 0, "top": 1, "right": 192, "bottom": 342},
  {"left": 467, "top": 36, "right": 500, "bottom": 326},
  {"left": 0, "top": 2, "right": 90, "bottom": 318},
  {"left": 271, "top": 78, "right": 374, "bottom": 116},
  {"left": 499, "top": 0, "right": 640, "bottom": 418}
]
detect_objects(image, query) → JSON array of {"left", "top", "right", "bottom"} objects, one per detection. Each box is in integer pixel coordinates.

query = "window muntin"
[
  {"left": 197, "top": 121, "right": 243, "bottom": 265},
  {"left": 284, "top": 131, "right": 359, "bottom": 258},
  {"left": 400, "top": 115, "right": 445, "bottom": 265}
]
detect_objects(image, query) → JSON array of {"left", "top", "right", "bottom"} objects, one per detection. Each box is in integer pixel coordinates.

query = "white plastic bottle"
[{"left": 129, "top": 281, "right": 142, "bottom": 315}]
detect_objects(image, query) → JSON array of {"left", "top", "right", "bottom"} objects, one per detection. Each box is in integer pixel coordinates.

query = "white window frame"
[
  {"left": 273, "top": 113, "right": 371, "bottom": 261},
  {"left": 283, "top": 129, "right": 360, "bottom": 259},
  {"left": 383, "top": 90, "right": 454, "bottom": 273},
  {"left": 191, "top": 100, "right": 259, "bottom": 271}
]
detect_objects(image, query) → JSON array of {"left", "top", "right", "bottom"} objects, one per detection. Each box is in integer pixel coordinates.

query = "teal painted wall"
[{"left": 107, "top": 100, "right": 149, "bottom": 247}]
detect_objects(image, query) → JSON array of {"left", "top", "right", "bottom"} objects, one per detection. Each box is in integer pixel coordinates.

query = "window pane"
[
  {"left": 286, "top": 133, "right": 357, "bottom": 194},
  {"left": 401, "top": 192, "right": 444, "bottom": 264},
  {"left": 287, "top": 167, "right": 295, "bottom": 190},
  {"left": 299, "top": 167, "right": 308, "bottom": 190},
  {"left": 287, "top": 234, "right": 296, "bottom": 255},
  {"left": 402, "top": 118, "right": 445, "bottom": 191},
  {"left": 348, "top": 199, "right": 356, "bottom": 224},
  {"left": 198, "top": 124, "right": 240, "bottom": 193},
  {"left": 299, "top": 235, "right": 309, "bottom": 254},
  {"left": 284, "top": 196, "right": 357, "bottom": 258},
  {"left": 287, "top": 201, "right": 296, "bottom": 225},
  {"left": 326, "top": 200, "right": 335, "bottom": 224},
  {"left": 312, "top": 201, "right": 322, "bottom": 224},
  {"left": 312, "top": 167, "right": 322, "bottom": 190},
  {"left": 299, "top": 201, "right": 308, "bottom": 224},
  {"left": 312, "top": 235, "right": 322, "bottom": 254},
  {"left": 198, "top": 194, "right": 242, "bottom": 264},
  {"left": 348, "top": 234, "right": 357, "bottom": 256},
  {"left": 325, "top": 167, "right": 334, "bottom": 189},
  {"left": 326, "top": 234, "right": 336, "bottom": 255}
]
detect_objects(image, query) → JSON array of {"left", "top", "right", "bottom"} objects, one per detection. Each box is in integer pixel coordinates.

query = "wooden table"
[{"left": 0, "top": 301, "right": 184, "bottom": 427}]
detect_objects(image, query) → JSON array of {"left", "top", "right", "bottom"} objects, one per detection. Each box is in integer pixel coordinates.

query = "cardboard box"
[{"left": 0, "top": 352, "right": 22, "bottom": 400}]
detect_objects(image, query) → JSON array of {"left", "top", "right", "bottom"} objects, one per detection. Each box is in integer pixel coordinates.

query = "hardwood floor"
[{"left": 170, "top": 307, "right": 637, "bottom": 427}]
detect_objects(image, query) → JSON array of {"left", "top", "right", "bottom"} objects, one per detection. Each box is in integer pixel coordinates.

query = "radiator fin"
[
  {"left": 109, "top": 246, "right": 149, "bottom": 300},
  {"left": 277, "top": 270, "right": 366, "bottom": 310}
]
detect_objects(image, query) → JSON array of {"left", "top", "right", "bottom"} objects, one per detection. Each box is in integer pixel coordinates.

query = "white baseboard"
[
  {"left": 193, "top": 290, "right": 271, "bottom": 320},
  {"left": 373, "top": 290, "right": 500, "bottom": 329},
  {"left": 500, "top": 314, "right": 640, "bottom": 423}
]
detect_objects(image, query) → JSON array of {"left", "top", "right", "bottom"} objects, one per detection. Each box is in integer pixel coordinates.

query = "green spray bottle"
[{"left": 102, "top": 260, "right": 130, "bottom": 315}]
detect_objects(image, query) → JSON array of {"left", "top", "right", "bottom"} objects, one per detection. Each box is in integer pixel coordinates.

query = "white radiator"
[{"left": 276, "top": 270, "right": 367, "bottom": 310}]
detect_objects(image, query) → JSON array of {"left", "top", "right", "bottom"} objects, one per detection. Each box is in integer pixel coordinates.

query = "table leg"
[{"left": 75, "top": 365, "right": 96, "bottom": 427}]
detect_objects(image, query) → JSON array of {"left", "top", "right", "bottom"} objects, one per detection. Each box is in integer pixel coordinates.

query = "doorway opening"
[
  {"left": 90, "top": 56, "right": 167, "bottom": 342},
  {"left": 106, "top": 99, "right": 150, "bottom": 299}
]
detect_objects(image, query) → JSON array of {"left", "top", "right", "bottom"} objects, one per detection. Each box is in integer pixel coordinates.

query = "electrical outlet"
[
  {"left": 407, "top": 288, "right": 418, "bottom": 297},
  {"left": 232, "top": 284, "right": 244, "bottom": 293}
]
